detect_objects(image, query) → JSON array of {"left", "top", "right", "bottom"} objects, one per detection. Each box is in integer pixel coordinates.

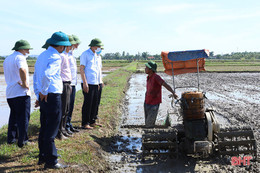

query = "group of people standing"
[
  {"left": 3, "top": 31, "right": 104, "bottom": 169},
  {"left": 3, "top": 30, "right": 179, "bottom": 170}
]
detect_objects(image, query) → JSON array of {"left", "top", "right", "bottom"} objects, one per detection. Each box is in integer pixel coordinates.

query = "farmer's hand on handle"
[
  {"left": 162, "top": 82, "right": 178, "bottom": 99},
  {"left": 169, "top": 93, "right": 178, "bottom": 99}
]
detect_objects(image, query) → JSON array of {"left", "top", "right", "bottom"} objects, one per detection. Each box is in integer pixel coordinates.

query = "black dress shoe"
[
  {"left": 38, "top": 159, "right": 45, "bottom": 165},
  {"left": 62, "top": 131, "right": 72, "bottom": 137},
  {"left": 44, "top": 162, "right": 68, "bottom": 169},
  {"left": 18, "top": 140, "right": 30, "bottom": 148},
  {"left": 66, "top": 129, "right": 73, "bottom": 135},
  {"left": 71, "top": 127, "right": 80, "bottom": 133},
  {"left": 56, "top": 132, "right": 68, "bottom": 140}
]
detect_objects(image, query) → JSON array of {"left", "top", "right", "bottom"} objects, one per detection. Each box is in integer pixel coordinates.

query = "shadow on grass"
[
  {"left": 0, "top": 154, "right": 11, "bottom": 162},
  {"left": 0, "top": 133, "right": 7, "bottom": 145},
  {"left": 0, "top": 150, "right": 40, "bottom": 171},
  {"left": 27, "top": 124, "right": 40, "bottom": 137},
  {"left": 0, "top": 124, "right": 40, "bottom": 145},
  {"left": 0, "top": 152, "right": 29, "bottom": 163},
  {"left": 0, "top": 164, "right": 40, "bottom": 173}
]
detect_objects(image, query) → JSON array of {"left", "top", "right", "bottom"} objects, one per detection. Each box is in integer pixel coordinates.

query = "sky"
[{"left": 0, "top": 0, "right": 260, "bottom": 57}]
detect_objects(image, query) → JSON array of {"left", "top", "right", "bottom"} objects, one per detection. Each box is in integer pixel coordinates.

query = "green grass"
[
  {"left": 0, "top": 144, "right": 19, "bottom": 161},
  {"left": 102, "top": 60, "right": 132, "bottom": 67},
  {"left": 1, "top": 59, "right": 260, "bottom": 72},
  {"left": 205, "top": 60, "right": 260, "bottom": 66},
  {"left": 0, "top": 62, "right": 137, "bottom": 172},
  {"left": 136, "top": 60, "right": 260, "bottom": 72}
]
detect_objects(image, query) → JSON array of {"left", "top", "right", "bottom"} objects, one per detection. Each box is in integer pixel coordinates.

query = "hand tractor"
[{"left": 142, "top": 50, "right": 257, "bottom": 159}]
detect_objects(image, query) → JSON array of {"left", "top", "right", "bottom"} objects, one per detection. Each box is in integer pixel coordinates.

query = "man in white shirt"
[
  {"left": 3, "top": 40, "right": 32, "bottom": 148},
  {"left": 66, "top": 34, "right": 81, "bottom": 133},
  {"left": 94, "top": 46, "right": 104, "bottom": 127},
  {"left": 34, "top": 31, "right": 71, "bottom": 169},
  {"left": 57, "top": 35, "right": 76, "bottom": 139},
  {"left": 80, "top": 38, "right": 104, "bottom": 129}
]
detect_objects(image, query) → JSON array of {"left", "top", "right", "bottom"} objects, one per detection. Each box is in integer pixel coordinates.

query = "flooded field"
[
  {"left": 0, "top": 74, "right": 83, "bottom": 129},
  {"left": 106, "top": 73, "right": 260, "bottom": 172},
  {"left": 0, "top": 75, "right": 37, "bottom": 128}
]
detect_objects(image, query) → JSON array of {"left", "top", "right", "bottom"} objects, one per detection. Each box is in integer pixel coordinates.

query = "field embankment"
[
  {"left": 0, "top": 62, "right": 137, "bottom": 172},
  {"left": 0, "top": 59, "right": 260, "bottom": 74},
  {"left": 0, "top": 59, "right": 259, "bottom": 172}
]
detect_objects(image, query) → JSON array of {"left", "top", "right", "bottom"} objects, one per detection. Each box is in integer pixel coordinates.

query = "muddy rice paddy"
[{"left": 106, "top": 73, "right": 260, "bottom": 173}]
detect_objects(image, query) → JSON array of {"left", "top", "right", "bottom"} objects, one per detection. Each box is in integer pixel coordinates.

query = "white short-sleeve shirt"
[
  {"left": 80, "top": 48, "right": 102, "bottom": 85},
  {"left": 3, "top": 51, "right": 31, "bottom": 99}
]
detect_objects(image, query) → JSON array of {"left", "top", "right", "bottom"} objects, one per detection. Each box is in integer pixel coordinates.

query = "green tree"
[
  {"left": 114, "top": 52, "right": 121, "bottom": 59},
  {"left": 142, "top": 52, "right": 149, "bottom": 59}
]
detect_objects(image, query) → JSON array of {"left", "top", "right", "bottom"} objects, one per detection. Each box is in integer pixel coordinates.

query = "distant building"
[{"left": 147, "top": 56, "right": 155, "bottom": 59}]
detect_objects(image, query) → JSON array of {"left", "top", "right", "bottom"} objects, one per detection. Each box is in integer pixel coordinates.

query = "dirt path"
[{"left": 105, "top": 73, "right": 259, "bottom": 173}]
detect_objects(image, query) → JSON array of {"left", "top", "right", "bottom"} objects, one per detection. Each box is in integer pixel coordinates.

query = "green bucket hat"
[
  {"left": 68, "top": 35, "right": 77, "bottom": 45},
  {"left": 72, "top": 34, "right": 81, "bottom": 44},
  {"left": 42, "top": 38, "right": 50, "bottom": 49},
  {"left": 47, "top": 31, "right": 71, "bottom": 46},
  {"left": 88, "top": 38, "right": 103, "bottom": 47},
  {"left": 12, "top": 40, "right": 33, "bottom": 51},
  {"left": 145, "top": 61, "right": 157, "bottom": 72}
]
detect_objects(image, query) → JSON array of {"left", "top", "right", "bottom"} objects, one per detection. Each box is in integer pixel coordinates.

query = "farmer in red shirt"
[{"left": 144, "top": 61, "right": 178, "bottom": 127}]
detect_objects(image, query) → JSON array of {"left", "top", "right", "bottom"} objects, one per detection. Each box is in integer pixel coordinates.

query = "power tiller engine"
[{"left": 142, "top": 49, "right": 257, "bottom": 160}]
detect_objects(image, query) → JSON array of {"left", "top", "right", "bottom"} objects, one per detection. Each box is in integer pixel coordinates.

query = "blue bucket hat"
[
  {"left": 42, "top": 38, "right": 50, "bottom": 49},
  {"left": 47, "top": 31, "right": 71, "bottom": 46}
]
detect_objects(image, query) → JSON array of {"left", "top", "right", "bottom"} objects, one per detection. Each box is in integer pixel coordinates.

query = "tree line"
[
  {"left": 1, "top": 51, "right": 260, "bottom": 60},
  {"left": 212, "top": 52, "right": 260, "bottom": 60},
  {"left": 102, "top": 51, "right": 260, "bottom": 60}
]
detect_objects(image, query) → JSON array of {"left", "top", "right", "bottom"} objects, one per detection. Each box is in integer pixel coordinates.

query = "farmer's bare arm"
[{"left": 162, "top": 82, "right": 178, "bottom": 99}]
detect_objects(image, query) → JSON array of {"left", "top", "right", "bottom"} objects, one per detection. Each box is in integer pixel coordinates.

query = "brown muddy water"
[{"left": 106, "top": 73, "right": 260, "bottom": 173}]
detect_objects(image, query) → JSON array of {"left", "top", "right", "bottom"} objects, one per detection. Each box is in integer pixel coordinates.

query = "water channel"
[{"left": 108, "top": 73, "right": 259, "bottom": 172}]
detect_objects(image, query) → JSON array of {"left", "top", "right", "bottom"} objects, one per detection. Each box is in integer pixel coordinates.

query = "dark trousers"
[
  {"left": 94, "top": 84, "right": 103, "bottom": 120},
  {"left": 81, "top": 84, "right": 98, "bottom": 126},
  {"left": 7, "top": 96, "right": 30, "bottom": 147},
  {"left": 66, "top": 85, "right": 76, "bottom": 130},
  {"left": 144, "top": 103, "right": 160, "bottom": 127},
  {"left": 59, "top": 82, "right": 72, "bottom": 134},
  {"left": 38, "top": 93, "right": 61, "bottom": 165}
]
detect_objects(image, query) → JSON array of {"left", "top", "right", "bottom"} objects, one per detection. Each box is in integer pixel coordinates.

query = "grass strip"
[{"left": 0, "top": 62, "right": 137, "bottom": 172}]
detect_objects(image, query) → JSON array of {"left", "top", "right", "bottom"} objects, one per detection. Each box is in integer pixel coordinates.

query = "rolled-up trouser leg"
[{"left": 144, "top": 103, "right": 160, "bottom": 127}]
